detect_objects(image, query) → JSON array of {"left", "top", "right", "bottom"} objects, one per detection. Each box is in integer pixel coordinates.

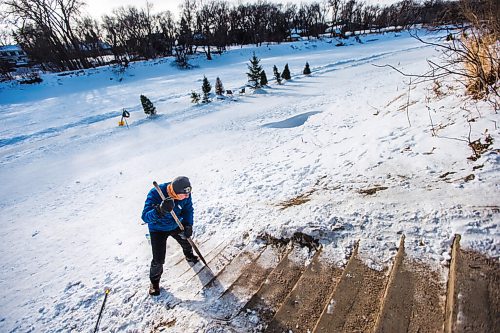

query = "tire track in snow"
[
  {"left": 306, "top": 44, "right": 430, "bottom": 77},
  {"left": 0, "top": 44, "right": 428, "bottom": 157},
  {"left": 0, "top": 91, "right": 187, "bottom": 150},
  {"left": 0, "top": 111, "right": 122, "bottom": 148}
]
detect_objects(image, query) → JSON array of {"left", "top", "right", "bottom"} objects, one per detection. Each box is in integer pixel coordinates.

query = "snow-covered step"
[
  {"left": 174, "top": 238, "right": 230, "bottom": 281},
  {"left": 264, "top": 248, "right": 343, "bottom": 333},
  {"left": 237, "top": 245, "right": 311, "bottom": 327},
  {"left": 373, "top": 235, "right": 446, "bottom": 333},
  {"left": 444, "top": 234, "right": 499, "bottom": 333},
  {"left": 172, "top": 237, "right": 224, "bottom": 269},
  {"left": 313, "top": 241, "right": 389, "bottom": 332},
  {"left": 173, "top": 239, "right": 247, "bottom": 296},
  {"left": 162, "top": 238, "right": 224, "bottom": 284},
  {"left": 207, "top": 244, "right": 286, "bottom": 320},
  {"left": 200, "top": 242, "right": 267, "bottom": 299}
]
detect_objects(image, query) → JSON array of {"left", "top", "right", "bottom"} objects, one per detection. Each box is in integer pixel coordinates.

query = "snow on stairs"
[
  {"left": 156, "top": 233, "right": 498, "bottom": 332},
  {"left": 208, "top": 244, "right": 286, "bottom": 320},
  {"left": 199, "top": 242, "right": 267, "bottom": 299},
  {"left": 236, "top": 245, "right": 310, "bottom": 325},
  {"left": 173, "top": 240, "right": 259, "bottom": 297},
  {"left": 264, "top": 247, "right": 343, "bottom": 333},
  {"left": 313, "top": 241, "right": 389, "bottom": 332},
  {"left": 372, "top": 235, "right": 445, "bottom": 333},
  {"left": 444, "top": 234, "right": 499, "bottom": 333}
]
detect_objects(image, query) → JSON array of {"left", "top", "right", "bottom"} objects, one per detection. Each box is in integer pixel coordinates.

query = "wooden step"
[
  {"left": 235, "top": 245, "right": 311, "bottom": 327},
  {"left": 264, "top": 248, "right": 343, "bottom": 333},
  {"left": 373, "top": 235, "right": 446, "bottom": 333},
  {"left": 173, "top": 240, "right": 247, "bottom": 296},
  {"left": 313, "top": 242, "right": 389, "bottom": 332},
  {"left": 200, "top": 243, "right": 266, "bottom": 299},
  {"left": 445, "top": 234, "right": 500, "bottom": 333},
  {"left": 161, "top": 238, "right": 226, "bottom": 287},
  {"left": 209, "top": 245, "right": 286, "bottom": 320},
  {"left": 171, "top": 237, "right": 214, "bottom": 267}
]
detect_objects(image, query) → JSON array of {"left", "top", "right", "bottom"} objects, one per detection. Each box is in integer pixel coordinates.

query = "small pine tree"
[
  {"left": 191, "top": 91, "right": 200, "bottom": 103},
  {"left": 247, "top": 52, "right": 263, "bottom": 89},
  {"left": 140, "top": 94, "right": 156, "bottom": 116},
  {"left": 282, "top": 63, "right": 291, "bottom": 80},
  {"left": 260, "top": 70, "right": 268, "bottom": 86},
  {"left": 303, "top": 62, "right": 311, "bottom": 75},
  {"left": 215, "top": 77, "right": 224, "bottom": 95},
  {"left": 273, "top": 65, "right": 282, "bottom": 84},
  {"left": 202, "top": 76, "right": 212, "bottom": 103}
]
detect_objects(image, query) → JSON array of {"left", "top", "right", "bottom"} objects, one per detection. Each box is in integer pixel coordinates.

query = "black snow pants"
[{"left": 149, "top": 229, "right": 193, "bottom": 283}]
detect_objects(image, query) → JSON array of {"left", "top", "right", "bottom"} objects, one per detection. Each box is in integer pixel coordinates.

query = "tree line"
[{"left": 0, "top": 0, "right": 486, "bottom": 73}]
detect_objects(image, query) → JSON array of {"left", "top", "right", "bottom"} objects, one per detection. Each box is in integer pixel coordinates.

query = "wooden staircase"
[{"left": 156, "top": 233, "right": 499, "bottom": 333}]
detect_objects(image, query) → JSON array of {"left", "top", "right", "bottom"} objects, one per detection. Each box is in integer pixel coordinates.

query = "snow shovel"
[{"left": 153, "top": 181, "right": 212, "bottom": 272}]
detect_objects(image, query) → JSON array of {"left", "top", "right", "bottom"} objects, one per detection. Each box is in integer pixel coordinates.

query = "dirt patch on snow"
[
  {"left": 279, "top": 193, "right": 312, "bottom": 209},
  {"left": 258, "top": 231, "right": 320, "bottom": 251},
  {"left": 278, "top": 176, "right": 333, "bottom": 209},
  {"left": 358, "top": 185, "right": 388, "bottom": 195}
]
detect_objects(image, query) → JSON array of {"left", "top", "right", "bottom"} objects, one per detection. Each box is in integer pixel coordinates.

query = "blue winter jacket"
[{"left": 141, "top": 182, "right": 194, "bottom": 232}]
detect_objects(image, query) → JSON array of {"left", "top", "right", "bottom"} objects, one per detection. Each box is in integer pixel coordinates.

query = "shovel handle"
[{"left": 152, "top": 181, "right": 184, "bottom": 231}]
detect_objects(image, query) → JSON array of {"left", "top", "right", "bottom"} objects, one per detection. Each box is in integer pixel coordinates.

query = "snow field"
[{"left": 0, "top": 30, "right": 498, "bottom": 332}]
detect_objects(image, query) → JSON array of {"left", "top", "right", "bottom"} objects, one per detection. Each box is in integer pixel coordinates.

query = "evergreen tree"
[
  {"left": 260, "top": 70, "right": 268, "bottom": 86},
  {"left": 303, "top": 62, "right": 311, "bottom": 75},
  {"left": 246, "top": 52, "right": 262, "bottom": 89},
  {"left": 191, "top": 91, "right": 200, "bottom": 103},
  {"left": 282, "top": 63, "right": 291, "bottom": 80},
  {"left": 202, "top": 76, "right": 212, "bottom": 103},
  {"left": 140, "top": 94, "right": 156, "bottom": 116},
  {"left": 215, "top": 77, "right": 224, "bottom": 95},
  {"left": 273, "top": 65, "right": 282, "bottom": 84}
]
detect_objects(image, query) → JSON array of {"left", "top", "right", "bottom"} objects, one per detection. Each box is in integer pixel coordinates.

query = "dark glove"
[
  {"left": 156, "top": 198, "right": 174, "bottom": 216},
  {"left": 183, "top": 225, "right": 193, "bottom": 238}
]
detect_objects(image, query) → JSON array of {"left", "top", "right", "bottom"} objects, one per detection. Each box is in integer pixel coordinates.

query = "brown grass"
[
  {"left": 459, "top": 0, "right": 499, "bottom": 99},
  {"left": 279, "top": 193, "right": 312, "bottom": 209},
  {"left": 358, "top": 186, "right": 388, "bottom": 195},
  {"left": 462, "top": 32, "right": 500, "bottom": 99}
]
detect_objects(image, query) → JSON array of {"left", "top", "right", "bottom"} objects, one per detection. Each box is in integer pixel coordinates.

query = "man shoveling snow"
[{"left": 141, "top": 176, "right": 198, "bottom": 296}]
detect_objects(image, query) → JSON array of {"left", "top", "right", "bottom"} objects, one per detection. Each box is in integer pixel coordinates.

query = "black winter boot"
[
  {"left": 149, "top": 281, "right": 160, "bottom": 296},
  {"left": 185, "top": 253, "right": 199, "bottom": 264}
]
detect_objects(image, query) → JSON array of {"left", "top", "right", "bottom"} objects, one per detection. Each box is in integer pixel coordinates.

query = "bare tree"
[
  {"left": 156, "top": 10, "right": 176, "bottom": 56},
  {"left": 3, "top": 0, "right": 90, "bottom": 70},
  {"left": 195, "top": 0, "right": 217, "bottom": 60},
  {"left": 75, "top": 16, "right": 105, "bottom": 66},
  {"left": 327, "top": 0, "right": 342, "bottom": 35},
  {"left": 376, "top": 0, "right": 498, "bottom": 103},
  {"left": 178, "top": 0, "right": 197, "bottom": 54}
]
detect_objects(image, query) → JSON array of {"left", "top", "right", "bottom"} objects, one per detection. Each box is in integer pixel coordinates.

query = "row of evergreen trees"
[
  {"left": 247, "top": 53, "right": 311, "bottom": 89},
  {"left": 190, "top": 54, "right": 312, "bottom": 104},
  {"left": 190, "top": 76, "right": 226, "bottom": 104},
  {"left": 140, "top": 54, "right": 313, "bottom": 111}
]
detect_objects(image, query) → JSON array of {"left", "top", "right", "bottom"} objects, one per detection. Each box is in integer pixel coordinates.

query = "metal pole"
[{"left": 94, "top": 288, "right": 110, "bottom": 333}]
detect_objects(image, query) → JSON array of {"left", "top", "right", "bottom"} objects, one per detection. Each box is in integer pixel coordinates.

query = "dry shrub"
[
  {"left": 433, "top": 79, "right": 444, "bottom": 97},
  {"left": 460, "top": 0, "right": 499, "bottom": 99},
  {"left": 462, "top": 31, "right": 499, "bottom": 98}
]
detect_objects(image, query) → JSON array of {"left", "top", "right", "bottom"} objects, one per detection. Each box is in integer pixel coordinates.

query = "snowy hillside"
[{"left": 0, "top": 30, "right": 498, "bottom": 332}]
